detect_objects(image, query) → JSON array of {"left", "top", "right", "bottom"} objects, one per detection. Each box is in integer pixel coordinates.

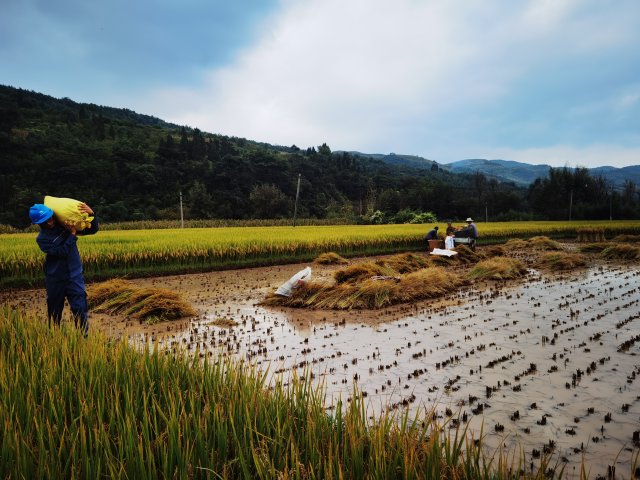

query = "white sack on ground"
[{"left": 275, "top": 266, "right": 312, "bottom": 297}]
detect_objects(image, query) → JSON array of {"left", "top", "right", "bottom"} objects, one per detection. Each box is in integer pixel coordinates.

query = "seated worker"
[{"left": 425, "top": 226, "right": 439, "bottom": 241}]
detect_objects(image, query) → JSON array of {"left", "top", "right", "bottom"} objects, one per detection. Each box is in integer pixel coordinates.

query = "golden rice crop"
[
  {"left": 0, "top": 305, "right": 562, "bottom": 479},
  {"left": 3, "top": 220, "right": 640, "bottom": 288}
]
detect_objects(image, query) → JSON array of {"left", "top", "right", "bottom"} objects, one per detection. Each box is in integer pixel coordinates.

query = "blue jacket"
[{"left": 36, "top": 218, "right": 99, "bottom": 281}]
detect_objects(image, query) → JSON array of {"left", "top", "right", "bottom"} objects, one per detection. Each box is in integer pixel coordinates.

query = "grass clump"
[
  {"left": 87, "top": 279, "right": 196, "bottom": 324},
  {"left": 468, "top": 257, "right": 527, "bottom": 281},
  {"left": 529, "top": 236, "right": 563, "bottom": 251},
  {"left": 538, "top": 252, "right": 588, "bottom": 271},
  {"left": 0, "top": 305, "right": 559, "bottom": 479},
  {"left": 264, "top": 267, "right": 464, "bottom": 310},
  {"left": 601, "top": 243, "right": 640, "bottom": 260},
  {"left": 314, "top": 252, "right": 349, "bottom": 265}
]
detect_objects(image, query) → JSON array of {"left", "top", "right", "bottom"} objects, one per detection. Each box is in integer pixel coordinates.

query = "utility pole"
[
  {"left": 569, "top": 189, "right": 573, "bottom": 221},
  {"left": 609, "top": 188, "right": 613, "bottom": 221},
  {"left": 293, "top": 173, "right": 301, "bottom": 227},
  {"left": 179, "top": 191, "right": 184, "bottom": 228},
  {"left": 485, "top": 201, "right": 488, "bottom": 223}
]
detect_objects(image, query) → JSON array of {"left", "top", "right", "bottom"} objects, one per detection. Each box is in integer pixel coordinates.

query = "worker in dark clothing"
[
  {"left": 445, "top": 220, "right": 456, "bottom": 236},
  {"left": 425, "top": 226, "right": 439, "bottom": 240},
  {"left": 29, "top": 202, "right": 99, "bottom": 335}
]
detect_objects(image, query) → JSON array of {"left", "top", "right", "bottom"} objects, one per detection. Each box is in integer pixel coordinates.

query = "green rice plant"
[
  {"left": 314, "top": 252, "right": 349, "bottom": 265},
  {"left": 537, "top": 252, "right": 588, "bottom": 271},
  {"left": 468, "top": 257, "right": 528, "bottom": 281},
  {"left": 0, "top": 304, "right": 563, "bottom": 479},
  {"left": 601, "top": 243, "right": 640, "bottom": 260}
]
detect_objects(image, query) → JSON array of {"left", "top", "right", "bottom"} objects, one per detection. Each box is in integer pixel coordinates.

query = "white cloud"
[{"left": 133, "top": 0, "right": 640, "bottom": 166}]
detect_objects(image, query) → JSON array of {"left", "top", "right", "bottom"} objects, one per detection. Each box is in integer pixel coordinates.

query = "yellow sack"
[{"left": 44, "top": 195, "right": 94, "bottom": 231}]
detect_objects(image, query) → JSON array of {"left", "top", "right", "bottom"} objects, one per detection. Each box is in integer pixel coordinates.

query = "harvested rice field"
[{"left": 2, "top": 242, "right": 639, "bottom": 479}]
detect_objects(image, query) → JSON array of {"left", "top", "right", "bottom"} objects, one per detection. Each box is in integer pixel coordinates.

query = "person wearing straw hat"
[{"left": 465, "top": 217, "right": 479, "bottom": 239}]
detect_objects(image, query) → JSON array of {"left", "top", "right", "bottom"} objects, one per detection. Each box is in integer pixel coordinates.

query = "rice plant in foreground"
[{"left": 0, "top": 305, "right": 560, "bottom": 479}]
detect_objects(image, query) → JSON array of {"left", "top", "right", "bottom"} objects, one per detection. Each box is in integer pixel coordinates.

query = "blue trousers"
[{"left": 46, "top": 276, "right": 89, "bottom": 335}]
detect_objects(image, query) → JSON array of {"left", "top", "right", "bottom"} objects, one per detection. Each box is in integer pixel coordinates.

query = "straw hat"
[{"left": 465, "top": 217, "right": 474, "bottom": 222}]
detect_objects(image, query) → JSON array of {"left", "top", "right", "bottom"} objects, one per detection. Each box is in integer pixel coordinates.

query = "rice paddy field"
[
  {"left": 2, "top": 221, "right": 640, "bottom": 479},
  {"left": 2, "top": 220, "right": 640, "bottom": 288}
]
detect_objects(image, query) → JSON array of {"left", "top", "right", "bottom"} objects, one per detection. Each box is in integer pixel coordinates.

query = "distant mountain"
[
  {"left": 442, "top": 159, "right": 640, "bottom": 189},
  {"left": 343, "top": 151, "right": 438, "bottom": 170}
]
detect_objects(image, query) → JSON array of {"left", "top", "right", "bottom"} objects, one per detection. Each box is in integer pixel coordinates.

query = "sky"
[{"left": 2, "top": 0, "right": 640, "bottom": 168}]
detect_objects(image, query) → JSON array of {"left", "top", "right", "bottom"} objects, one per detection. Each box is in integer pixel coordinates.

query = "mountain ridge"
[{"left": 347, "top": 151, "right": 640, "bottom": 188}]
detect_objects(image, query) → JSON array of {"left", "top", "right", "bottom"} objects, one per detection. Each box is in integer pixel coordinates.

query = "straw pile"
[
  {"left": 600, "top": 243, "right": 640, "bottom": 260},
  {"left": 87, "top": 279, "right": 196, "bottom": 324},
  {"left": 611, "top": 234, "right": 640, "bottom": 243},
  {"left": 529, "top": 236, "right": 563, "bottom": 251},
  {"left": 314, "top": 252, "right": 349, "bottom": 265},
  {"left": 264, "top": 266, "right": 464, "bottom": 310},
  {"left": 467, "top": 257, "right": 527, "bottom": 281},
  {"left": 579, "top": 243, "right": 609, "bottom": 254},
  {"left": 537, "top": 252, "right": 588, "bottom": 271}
]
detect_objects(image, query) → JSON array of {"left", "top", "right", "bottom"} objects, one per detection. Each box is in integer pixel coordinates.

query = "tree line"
[{"left": 1, "top": 85, "right": 637, "bottom": 228}]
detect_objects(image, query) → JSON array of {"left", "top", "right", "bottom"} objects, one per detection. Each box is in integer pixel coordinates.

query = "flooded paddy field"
[{"left": 4, "top": 253, "right": 639, "bottom": 478}]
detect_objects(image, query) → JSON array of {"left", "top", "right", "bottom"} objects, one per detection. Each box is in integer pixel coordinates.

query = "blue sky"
[{"left": 2, "top": 0, "right": 639, "bottom": 168}]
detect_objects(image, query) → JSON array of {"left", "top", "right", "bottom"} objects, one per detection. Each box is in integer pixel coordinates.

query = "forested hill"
[{"left": 1, "top": 85, "right": 637, "bottom": 227}]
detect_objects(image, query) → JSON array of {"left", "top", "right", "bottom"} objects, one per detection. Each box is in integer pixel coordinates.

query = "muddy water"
[
  {"left": 3, "top": 259, "right": 639, "bottom": 478},
  {"left": 137, "top": 264, "right": 640, "bottom": 479}
]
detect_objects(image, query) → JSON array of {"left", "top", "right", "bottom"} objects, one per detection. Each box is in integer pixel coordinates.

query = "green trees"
[{"left": 5, "top": 85, "right": 635, "bottom": 228}]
